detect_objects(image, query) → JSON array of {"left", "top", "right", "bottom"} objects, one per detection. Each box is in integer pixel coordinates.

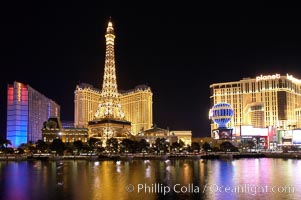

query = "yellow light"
[{"left": 17, "top": 83, "right": 21, "bottom": 101}]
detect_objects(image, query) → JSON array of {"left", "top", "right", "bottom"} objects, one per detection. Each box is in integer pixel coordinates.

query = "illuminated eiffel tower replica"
[{"left": 88, "top": 19, "right": 132, "bottom": 144}]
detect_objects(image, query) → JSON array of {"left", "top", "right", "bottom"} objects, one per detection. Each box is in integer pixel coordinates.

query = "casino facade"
[{"left": 210, "top": 73, "right": 301, "bottom": 149}]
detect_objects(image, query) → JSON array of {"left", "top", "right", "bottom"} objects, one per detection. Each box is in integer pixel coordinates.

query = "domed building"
[{"left": 42, "top": 117, "right": 88, "bottom": 143}]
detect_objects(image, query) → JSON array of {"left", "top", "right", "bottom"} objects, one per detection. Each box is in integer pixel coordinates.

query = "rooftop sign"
[
  {"left": 287, "top": 74, "right": 301, "bottom": 84},
  {"left": 256, "top": 74, "right": 281, "bottom": 82}
]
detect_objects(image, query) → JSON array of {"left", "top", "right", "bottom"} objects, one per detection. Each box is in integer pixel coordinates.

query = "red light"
[{"left": 7, "top": 86, "right": 14, "bottom": 105}]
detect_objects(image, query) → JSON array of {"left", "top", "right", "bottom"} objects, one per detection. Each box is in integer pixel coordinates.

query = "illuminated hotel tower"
[
  {"left": 7, "top": 81, "right": 60, "bottom": 147},
  {"left": 88, "top": 20, "right": 131, "bottom": 139},
  {"left": 119, "top": 85, "right": 153, "bottom": 133},
  {"left": 210, "top": 73, "right": 301, "bottom": 133},
  {"left": 74, "top": 83, "right": 101, "bottom": 128},
  {"left": 74, "top": 84, "right": 153, "bottom": 134}
]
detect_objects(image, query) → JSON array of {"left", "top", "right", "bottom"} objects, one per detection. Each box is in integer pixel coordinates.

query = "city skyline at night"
[{"left": 1, "top": 2, "right": 301, "bottom": 138}]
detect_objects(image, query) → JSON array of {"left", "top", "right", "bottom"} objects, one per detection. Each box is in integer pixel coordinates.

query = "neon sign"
[
  {"left": 256, "top": 74, "right": 281, "bottom": 82},
  {"left": 287, "top": 74, "right": 301, "bottom": 84}
]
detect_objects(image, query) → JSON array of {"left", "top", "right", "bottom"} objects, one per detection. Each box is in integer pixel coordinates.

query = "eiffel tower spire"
[{"left": 95, "top": 19, "right": 125, "bottom": 120}]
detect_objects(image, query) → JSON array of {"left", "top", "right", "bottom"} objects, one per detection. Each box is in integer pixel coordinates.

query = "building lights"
[
  {"left": 287, "top": 74, "right": 301, "bottom": 84},
  {"left": 210, "top": 73, "right": 301, "bottom": 146},
  {"left": 256, "top": 73, "right": 280, "bottom": 82}
]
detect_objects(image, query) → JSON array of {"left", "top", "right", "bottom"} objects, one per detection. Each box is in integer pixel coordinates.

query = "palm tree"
[
  {"left": 202, "top": 142, "right": 211, "bottom": 152},
  {"left": 50, "top": 139, "right": 65, "bottom": 156},
  {"left": 246, "top": 140, "right": 256, "bottom": 152},
  {"left": 179, "top": 140, "right": 185, "bottom": 150},
  {"left": 120, "top": 138, "right": 136, "bottom": 153},
  {"left": 191, "top": 142, "right": 200, "bottom": 153},
  {"left": 73, "top": 140, "right": 84, "bottom": 154},
  {"left": 106, "top": 138, "right": 119, "bottom": 153},
  {"left": 0, "top": 138, "right": 12, "bottom": 149},
  {"left": 36, "top": 140, "right": 49, "bottom": 153},
  {"left": 171, "top": 142, "right": 180, "bottom": 153},
  {"left": 138, "top": 139, "right": 150, "bottom": 153},
  {"left": 0, "top": 138, "right": 12, "bottom": 152},
  {"left": 220, "top": 141, "right": 237, "bottom": 152},
  {"left": 155, "top": 138, "right": 168, "bottom": 154},
  {"left": 0, "top": 138, "right": 12, "bottom": 155},
  {"left": 88, "top": 137, "right": 101, "bottom": 147}
]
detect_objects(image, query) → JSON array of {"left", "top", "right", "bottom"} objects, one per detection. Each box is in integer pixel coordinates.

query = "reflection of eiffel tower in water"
[
  {"left": 88, "top": 19, "right": 132, "bottom": 144},
  {"left": 56, "top": 161, "right": 64, "bottom": 187}
]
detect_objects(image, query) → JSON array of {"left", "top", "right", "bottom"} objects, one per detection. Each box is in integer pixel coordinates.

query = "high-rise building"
[
  {"left": 74, "top": 83, "right": 101, "bottom": 128},
  {"left": 210, "top": 73, "right": 301, "bottom": 132},
  {"left": 74, "top": 84, "right": 153, "bottom": 135},
  {"left": 7, "top": 81, "right": 60, "bottom": 147},
  {"left": 119, "top": 85, "right": 153, "bottom": 134}
]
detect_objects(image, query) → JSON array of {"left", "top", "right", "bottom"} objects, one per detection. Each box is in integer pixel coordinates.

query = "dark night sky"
[{"left": 1, "top": 1, "right": 301, "bottom": 137}]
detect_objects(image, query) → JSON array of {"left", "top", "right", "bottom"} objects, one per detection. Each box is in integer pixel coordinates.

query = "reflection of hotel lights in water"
[
  {"left": 183, "top": 162, "right": 191, "bottom": 184},
  {"left": 231, "top": 160, "right": 237, "bottom": 178},
  {"left": 165, "top": 159, "right": 171, "bottom": 172},
  {"left": 144, "top": 160, "right": 150, "bottom": 165},
  {"left": 199, "top": 160, "right": 205, "bottom": 181},
  {"left": 144, "top": 160, "right": 151, "bottom": 178},
  {"left": 145, "top": 165, "right": 151, "bottom": 178},
  {"left": 254, "top": 159, "right": 260, "bottom": 181},
  {"left": 116, "top": 160, "right": 121, "bottom": 173}
]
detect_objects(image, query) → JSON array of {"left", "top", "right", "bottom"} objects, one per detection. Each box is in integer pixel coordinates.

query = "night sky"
[{"left": 1, "top": 2, "right": 301, "bottom": 137}]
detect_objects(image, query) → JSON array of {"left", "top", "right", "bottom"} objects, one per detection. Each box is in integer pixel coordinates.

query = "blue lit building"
[{"left": 7, "top": 81, "right": 60, "bottom": 147}]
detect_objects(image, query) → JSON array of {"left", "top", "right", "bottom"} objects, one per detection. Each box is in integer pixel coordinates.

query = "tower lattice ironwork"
[{"left": 94, "top": 20, "right": 125, "bottom": 120}]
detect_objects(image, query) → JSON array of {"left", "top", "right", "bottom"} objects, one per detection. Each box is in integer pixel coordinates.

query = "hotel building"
[
  {"left": 74, "top": 83, "right": 101, "bottom": 128},
  {"left": 7, "top": 81, "right": 60, "bottom": 147},
  {"left": 119, "top": 85, "right": 153, "bottom": 134},
  {"left": 74, "top": 83, "right": 153, "bottom": 135},
  {"left": 42, "top": 116, "right": 88, "bottom": 143},
  {"left": 210, "top": 73, "right": 301, "bottom": 147},
  {"left": 74, "top": 19, "right": 191, "bottom": 145}
]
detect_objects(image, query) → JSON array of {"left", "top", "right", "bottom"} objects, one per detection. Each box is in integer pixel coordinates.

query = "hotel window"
[
  {"left": 279, "top": 79, "right": 283, "bottom": 88},
  {"left": 260, "top": 82, "right": 263, "bottom": 90},
  {"left": 245, "top": 83, "right": 249, "bottom": 93},
  {"left": 252, "top": 82, "right": 256, "bottom": 92},
  {"left": 265, "top": 81, "right": 269, "bottom": 89},
  {"left": 252, "top": 93, "right": 256, "bottom": 102}
]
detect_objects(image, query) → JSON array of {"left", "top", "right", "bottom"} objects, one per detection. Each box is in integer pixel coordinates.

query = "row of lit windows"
[
  {"left": 241, "top": 79, "right": 301, "bottom": 93},
  {"left": 43, "top": 132, "right": 87, "bottom": 135},
  {"left": 44, "top": 137, "right": 88, "bottom": 143},
  {"left": 213, "top": 82, "right": 301, "bottom": 96}
]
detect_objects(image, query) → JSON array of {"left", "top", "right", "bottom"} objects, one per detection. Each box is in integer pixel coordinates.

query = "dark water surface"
[{"left": 0, "top": 158, "right": 300, "bottom": 200}]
